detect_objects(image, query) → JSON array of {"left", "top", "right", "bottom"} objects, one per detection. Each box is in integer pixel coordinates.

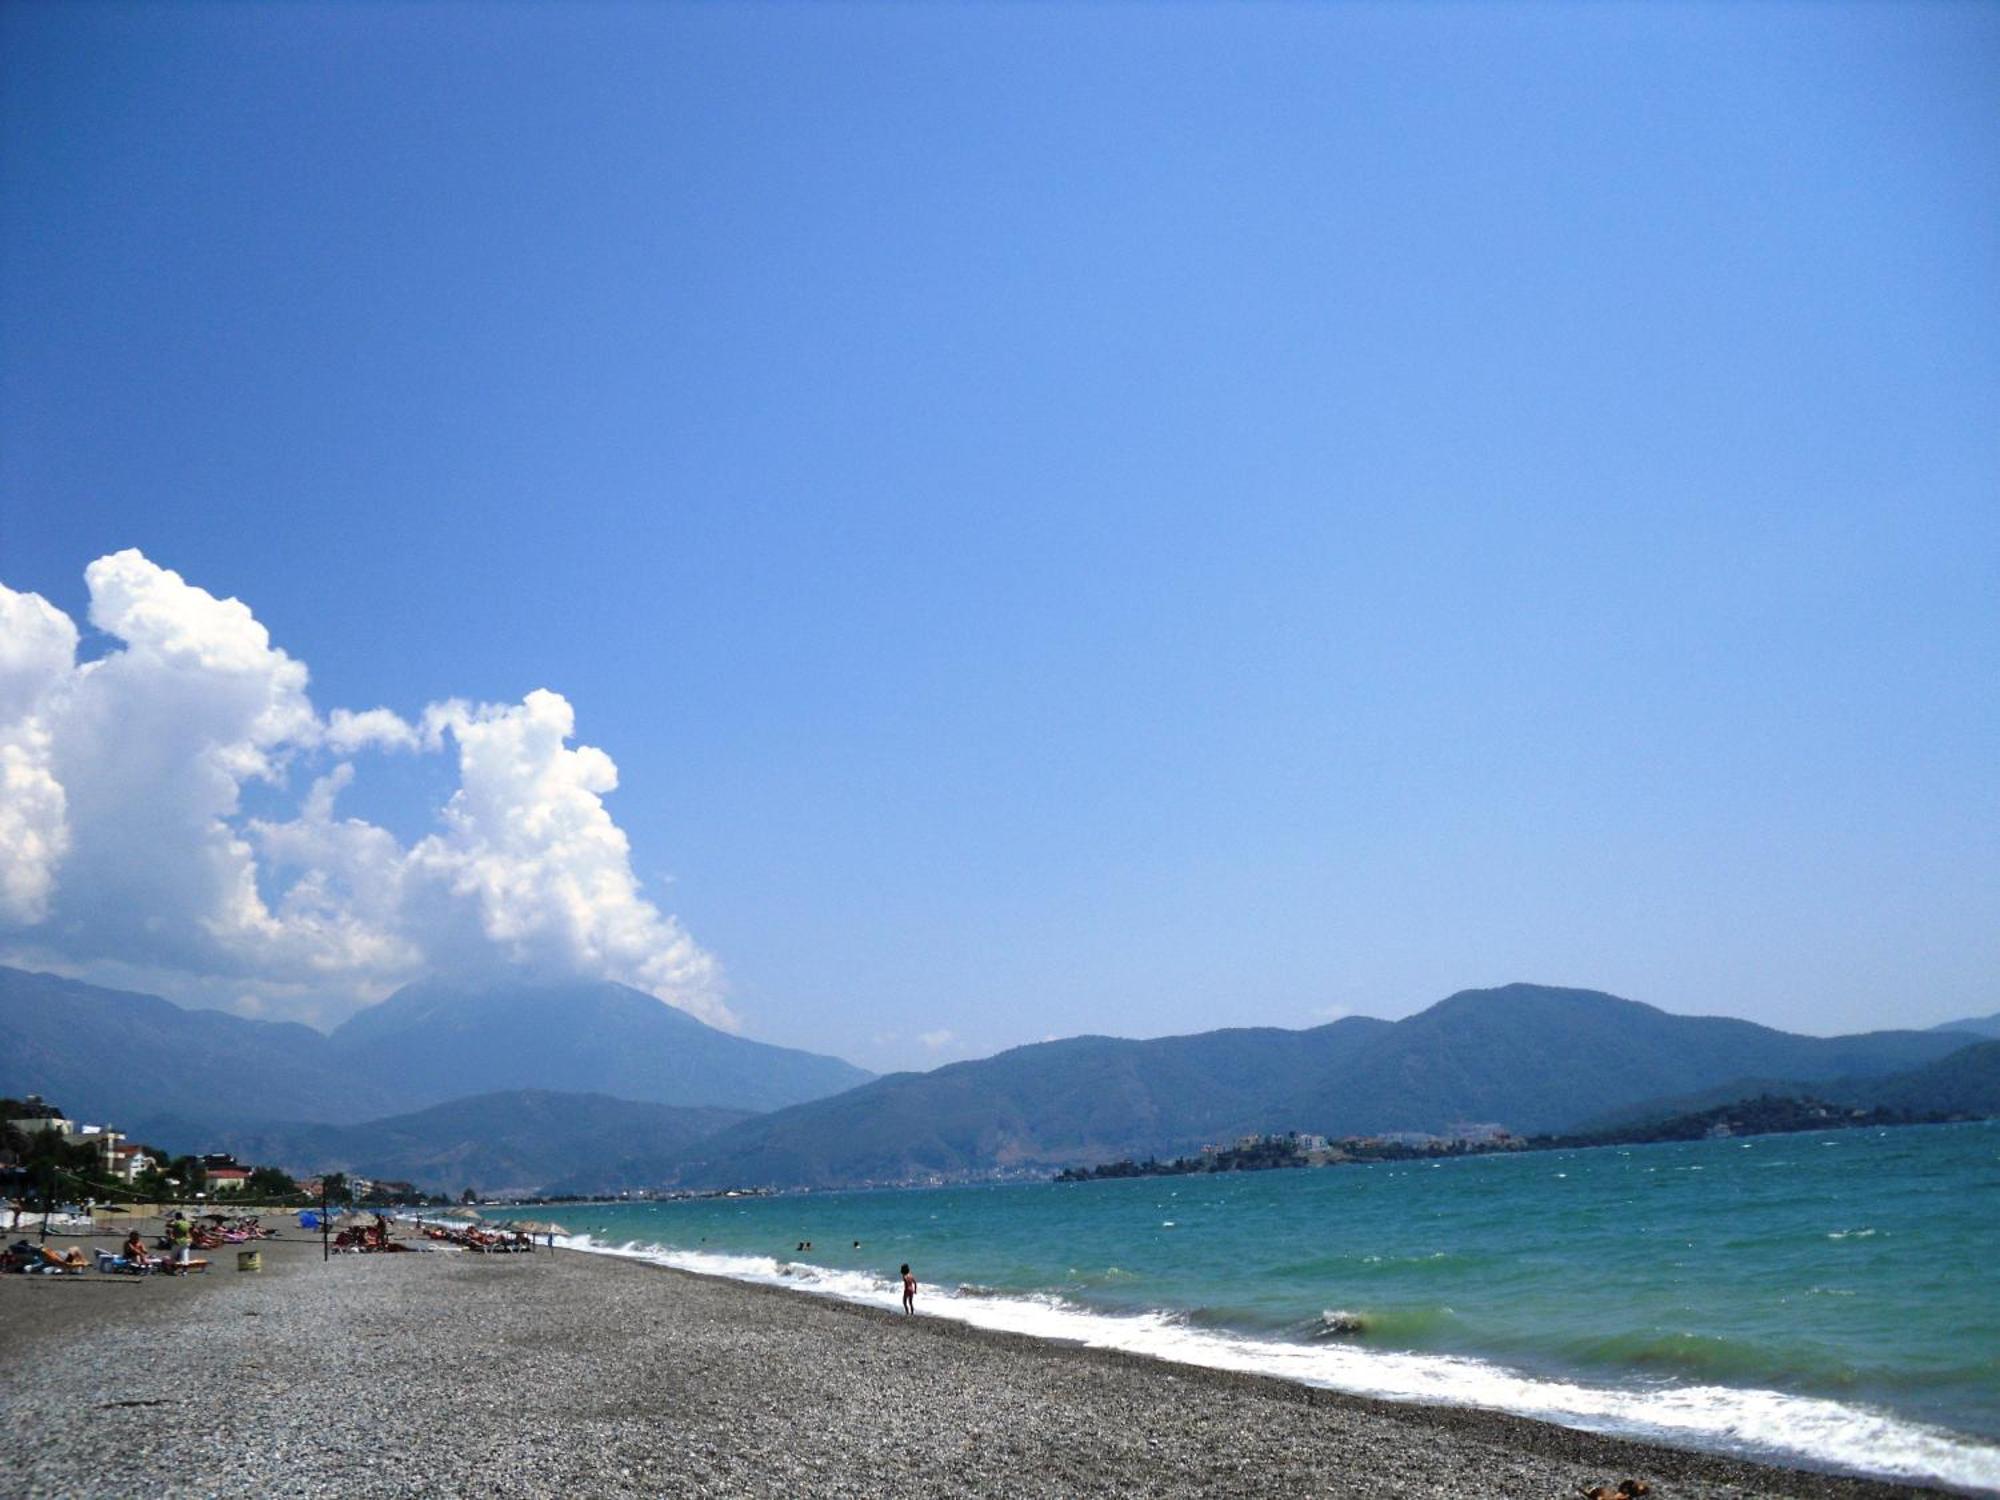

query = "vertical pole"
[{"left": 321, "top": 1182, "right": 330, "bottom": 1263}]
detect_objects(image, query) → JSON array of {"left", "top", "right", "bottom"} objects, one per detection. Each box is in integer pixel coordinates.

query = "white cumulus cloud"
[
  {"left": 402, "top": 691, "right": 724, "bottom": 1024},
  {"left": 0, "top": 584, "right": 77, "bottom": 925},
  {"left": 324, "top": 706, "right": 422, "bottom": 755},
  {"left": 0, "top": 550, "right": 730, "bottom": 1029}
]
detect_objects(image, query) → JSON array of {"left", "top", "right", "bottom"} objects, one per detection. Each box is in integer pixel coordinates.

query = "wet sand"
[{"left": 0, "top": 1231, "right": 1952, "bottom": 1498}]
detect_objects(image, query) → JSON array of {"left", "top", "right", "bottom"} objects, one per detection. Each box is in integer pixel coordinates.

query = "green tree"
[
  {"left": 246, "top": 1165, "right": 298, "bottom": 1199},
  {"left": 0, "top": 1097, "right": 36, "bottom": 1157},
  {"left": 13, "top": 1125, "right": 117, "bottom": 1203},
  {"left": 161, "top": 1155, "right": 208, "bottom": 1197},
  {"left": 134, "top": 1163, "right": 172, "bottom": 1204}
]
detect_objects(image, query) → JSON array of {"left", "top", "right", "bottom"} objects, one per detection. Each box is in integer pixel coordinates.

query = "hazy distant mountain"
[
  {"left": 1567, "top": 1078, "right": 1831, "bottom": 1134},
  {"left": 1572, "top": 1038, "right": 2000, "bottom": 1135},
  {"left": 10, "top": 966, "right": 1981, "bottom": 1196},
  {"left": 144, "top": 1090, "right": 752, "bottom": 1200},
  {"left": 1839, "top": 1038, "right": 2000, "bottom": 1116},
  {"left": 0, "top": 966, "right": 869, "bottom": 1134},
  {"left": 0, "top": 966, "right": 398, "bottom": 1124},
  {"left": 666, "top": 984, "right": 1976, "bottom": 1188},
  {"left": 328, "top": 978, "right": 872, "bottom": 1113},
  {"left": 1932, "top": 1011, "right": 2000, "bottom": 1040},
  {"left": 667, "top": 1016, "right": 1394, "bottom": 1188},
  {"left": 1284, "top": 984, "right": 1971, "bottom": 1137}
]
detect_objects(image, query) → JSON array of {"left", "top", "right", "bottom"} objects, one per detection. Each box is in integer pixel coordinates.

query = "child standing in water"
[{"left": 900, "top": 1263, "right": 917, "bottom": 1315}]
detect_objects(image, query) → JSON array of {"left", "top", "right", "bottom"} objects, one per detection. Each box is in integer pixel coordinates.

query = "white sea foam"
[{"left": 558, "top": 1234, "right": 2000, "bottom": 1492}]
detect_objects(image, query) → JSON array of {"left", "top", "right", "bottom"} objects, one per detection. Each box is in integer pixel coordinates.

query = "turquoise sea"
[{"left": 552, "top": 1122, "right": 2000, "bottom": 1490}]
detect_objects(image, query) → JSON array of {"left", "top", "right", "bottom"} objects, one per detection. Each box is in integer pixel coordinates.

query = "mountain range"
[
  {"left": 0, "top": 966, "right": 870, "bottom": 1130},
  {"left": 1, "top": 967, "right": 1990, "bottom": 1194},
  {"left": 1933, "top": 1010, "right": 2000, "bottom": 1040},
  {"left": 1567, "top": 1038, "right": 2000, "bottom": 1134},
  {"left": 325, "top": 978, "right": 871, "bottom": 1114},
  {"left": 1849, "top": 1038, "right": 2000, "bottom": 1115},
  {"left": 155, "top": 1090, "right": 753, "bottom": 1201},
  {"left": 661, "top": 983, "right": 1976, "bottom": 1187}
]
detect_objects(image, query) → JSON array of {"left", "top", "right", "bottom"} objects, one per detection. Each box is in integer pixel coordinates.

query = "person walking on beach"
[
  {"left": 167, "top": 1210, "right": 193, "bottom": 1275},
  {"left": 900, "top": 1263, "right": 917, "bottom": 1315}
]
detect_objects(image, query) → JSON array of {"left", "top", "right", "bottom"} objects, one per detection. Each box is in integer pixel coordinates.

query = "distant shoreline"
[{"left": 1054, "top": 1097, "right": 1979, "bottom": 1183}]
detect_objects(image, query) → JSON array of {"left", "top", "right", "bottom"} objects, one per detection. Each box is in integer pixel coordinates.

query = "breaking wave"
[{"left": 557, "top": 1233, "right": 2000, "bottom": 1492}]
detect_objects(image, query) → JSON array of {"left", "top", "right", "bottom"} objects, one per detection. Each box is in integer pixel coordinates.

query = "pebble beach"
[{"left": 0, "top": 1229, "right": 1955, "bottom": 1499}]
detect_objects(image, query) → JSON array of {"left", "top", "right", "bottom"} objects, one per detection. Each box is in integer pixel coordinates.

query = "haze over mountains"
[
  {"left": 326, "top": 979, "right": 872, "bottom": 1114},
  {"left": 0, "top": 967, "right": 371, "bottom": 1122},
  {"left": 0, "top": 967, "right": 869, "bottom": 1129},
  {"left": 159, "top": 1092, "right": 755, "bottom": 1202},
  {"left": 1934, "top": 1010, "right": 2000, "bottom": 1040},
  {"left": 1, "top": 967, "right": 1991, "bottom": 1194},
  {"left": 662, "top": 984, "right": 1977, "bottom": 1187}
]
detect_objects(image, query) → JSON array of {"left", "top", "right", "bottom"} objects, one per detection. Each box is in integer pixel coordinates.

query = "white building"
[
  {"left": 8, "top": 1113, "right": 140, "bottom": 1177},
  {"left": 106, "top": 1144, "right": 155, "bottom": 1183}
]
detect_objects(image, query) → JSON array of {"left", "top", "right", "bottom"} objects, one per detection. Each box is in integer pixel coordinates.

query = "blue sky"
[{"left": 2, "top": 2, "right": 1995, "bottom": 1069}]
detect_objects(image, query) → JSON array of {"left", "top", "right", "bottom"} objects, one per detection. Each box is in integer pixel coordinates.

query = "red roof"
[{"left": 206, "top": 1167, "right": 251, "bottom": 1179}]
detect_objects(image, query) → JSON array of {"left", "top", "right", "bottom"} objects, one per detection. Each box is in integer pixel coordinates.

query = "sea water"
[{"left": 552, "top": 1121, "right": 2000, "bottom": 1491}]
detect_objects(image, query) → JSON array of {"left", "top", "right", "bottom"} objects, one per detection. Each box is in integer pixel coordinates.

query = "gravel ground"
[{"left": 0, "top": 1233, "right": 1949, "bottom": 1499}]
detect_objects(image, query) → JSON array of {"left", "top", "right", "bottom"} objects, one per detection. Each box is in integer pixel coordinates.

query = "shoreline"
[
  {"left": 622, "top": 1254, "right": 1966, "bottom": 1498},
  {"left": 560, "top": 1232, "right": 1994, "bottom": 1496},
  {"left": 0, "top": 1228, "right": 1974, "bottom": 1498}
]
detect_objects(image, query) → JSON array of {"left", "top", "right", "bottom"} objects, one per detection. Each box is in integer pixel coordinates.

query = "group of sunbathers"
[
  {"left": 169, "top": 1216, "right": 272, "bottom": 1248},
  {"left": 1, "top": 1209, "right": 275, "bottom": 1276},
  {"left": 1, "top": 1232, "right": 187, "bottom": 1276},
  {"left": 332, "top": 1215, "right": 413, "bottom": 1253},
  {"left": 420, "top": 1222, "right": 537, "bottom": 1253}
]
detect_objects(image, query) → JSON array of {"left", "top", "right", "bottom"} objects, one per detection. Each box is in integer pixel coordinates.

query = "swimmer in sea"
[{"left": 900, "top": 1263, "right": 917, "bottom": 1315}]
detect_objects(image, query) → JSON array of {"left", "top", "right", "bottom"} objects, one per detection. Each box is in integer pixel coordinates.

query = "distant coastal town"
[
  {"left": 1052, "top": 1096, "right": 1960, "bottom": 1182},
  {"left": 1, "top": 1095, "right": 429, "bottom": 1221}
]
